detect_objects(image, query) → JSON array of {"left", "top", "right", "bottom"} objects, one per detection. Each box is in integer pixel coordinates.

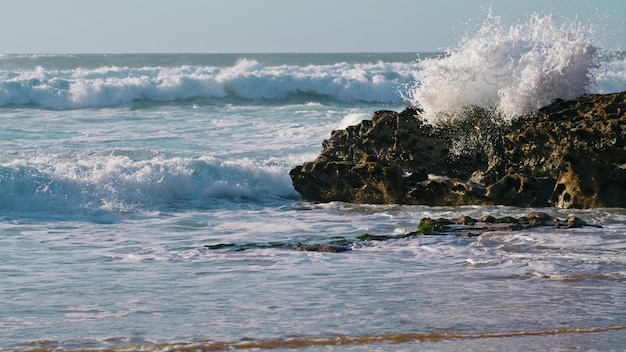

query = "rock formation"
[
  {"left": 205, "top": 212, "right": 601, "bottom": 252},
  {"left": 289, "top": 91, "right": 626, "bottom": 208}
]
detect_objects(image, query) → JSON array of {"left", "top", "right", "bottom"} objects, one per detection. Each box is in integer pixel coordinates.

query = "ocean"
[{"left": 1, "top": 15, "right": 626, "bottom": 351}]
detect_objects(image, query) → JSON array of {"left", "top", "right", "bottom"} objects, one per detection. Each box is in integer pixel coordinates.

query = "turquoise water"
[{"left": 1, "top": 51, "right": 626, "bottom": 351}]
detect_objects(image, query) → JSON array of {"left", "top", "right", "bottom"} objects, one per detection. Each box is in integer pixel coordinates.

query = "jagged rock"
[
  {"left": 290, "top": 91, "right": 626, "bottom": 208},
  {"left": 289, "top": 160, "right": 407, "bottom": 204},
  {"left": 405, "top": 178, "right": 489, "bottom": 206},
  {"left": 485, "top": 172, "right": 555, "bottom": 207},
  {"left": 504, "top": 91, "right": 626, "bottom": 208}
]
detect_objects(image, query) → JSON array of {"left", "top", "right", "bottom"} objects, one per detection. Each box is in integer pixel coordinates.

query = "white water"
[
  {"left": 410, "top": 13, "right": 600, "bottom": 121},
  {"left": 0, "top": 56, "right": 418, "bottom": 109}
]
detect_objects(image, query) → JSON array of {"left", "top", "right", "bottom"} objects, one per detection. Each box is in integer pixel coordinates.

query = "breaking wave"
[
  {"left": 0, "top": 152, "right": 299, "bottom": 215},
  {"left": 0, "top": 59, "right": 417, "bottom": 109},
  {"left": 409, "top": 12, "right": 599, "bottom": 121}
]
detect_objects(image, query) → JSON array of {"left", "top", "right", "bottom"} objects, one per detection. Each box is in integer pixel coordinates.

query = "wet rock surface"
[
  {"left": 290, "top": 91, "right": 626, "bottom": 208},
  {"left": 204, "top": 213, "right": 601, "bottom": 252}
]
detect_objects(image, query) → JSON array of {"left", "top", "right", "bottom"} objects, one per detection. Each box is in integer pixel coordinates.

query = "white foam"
[
  {"left": 336, "top": 111, "right": 369, "bottom": 130},
  {"left": 409, "top": 12, "right": 598, "bottom": 121},
  {"left": 0, "top": 59, "right": 418, "bottom": 109},
  {"left": 0, "top": 153, "right": 299, "bottom": 214}
]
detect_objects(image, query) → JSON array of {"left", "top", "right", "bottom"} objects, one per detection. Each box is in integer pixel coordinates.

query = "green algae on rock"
[{"left": 205, "top": 213, "right": 600, "bottom": 252}]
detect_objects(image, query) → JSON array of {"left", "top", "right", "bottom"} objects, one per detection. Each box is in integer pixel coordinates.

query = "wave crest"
[{"left": 0, "top": 59, "right": 416, "bottom": 109}]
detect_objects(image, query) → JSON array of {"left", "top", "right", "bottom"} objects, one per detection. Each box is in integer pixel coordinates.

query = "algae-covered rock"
[{"left": 205, "top": 213, "right": 600, "bottom": 253}]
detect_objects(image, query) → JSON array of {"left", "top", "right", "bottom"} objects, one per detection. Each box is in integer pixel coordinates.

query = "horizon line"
[{"left": 1, "top": 51, "right": 446, "bottom": 56}]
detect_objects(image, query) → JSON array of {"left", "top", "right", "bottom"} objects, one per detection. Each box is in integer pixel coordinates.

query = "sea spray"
[
  {"left": 410, "top": 13, "right": 597, "bottom": 121},
  {"left": 595, "top": 52, "right": 626, "bottom": 93}
]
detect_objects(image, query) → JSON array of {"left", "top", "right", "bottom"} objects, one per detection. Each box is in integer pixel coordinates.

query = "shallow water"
[
  {"left": 2, "top": 201, "right": 626, "bottom": 351},
  {"left": 1, "top": 48, "right": 626, "bottom": 351}
]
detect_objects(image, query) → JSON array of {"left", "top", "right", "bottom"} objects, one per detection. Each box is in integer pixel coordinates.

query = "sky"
[{"left": 0, "top": 0, "right": 625, "bottom": 54}]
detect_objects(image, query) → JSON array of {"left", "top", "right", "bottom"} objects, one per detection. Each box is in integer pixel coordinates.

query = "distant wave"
[
  {"left": 0, "top": 153, "right": 299, "bottom": 214},
  {"left": 0, "top": 59, "right": 418, "bottom": 109},
  {"left": 1, "top": 49, "right": 624, "bottom": 112}
]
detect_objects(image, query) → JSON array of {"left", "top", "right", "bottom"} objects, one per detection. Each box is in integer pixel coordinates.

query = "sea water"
[{"left": 1, "top": 15, "right": 626, "bottom": 351}]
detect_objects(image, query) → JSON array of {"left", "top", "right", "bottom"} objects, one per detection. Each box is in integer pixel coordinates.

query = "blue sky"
[{"left": 1, "top": 0, "right": 624, "bottom": 53}]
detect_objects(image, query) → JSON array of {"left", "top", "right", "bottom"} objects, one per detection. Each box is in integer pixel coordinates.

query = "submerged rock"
[
  {"left": 204, "top": 213, "right": 601, "bottom": 252},
  {"left": 290, "top": 91, "right": 626, "bottom": 208},
  {"left": 408, "top": 213, "right": 601, "bottom": 237}
]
